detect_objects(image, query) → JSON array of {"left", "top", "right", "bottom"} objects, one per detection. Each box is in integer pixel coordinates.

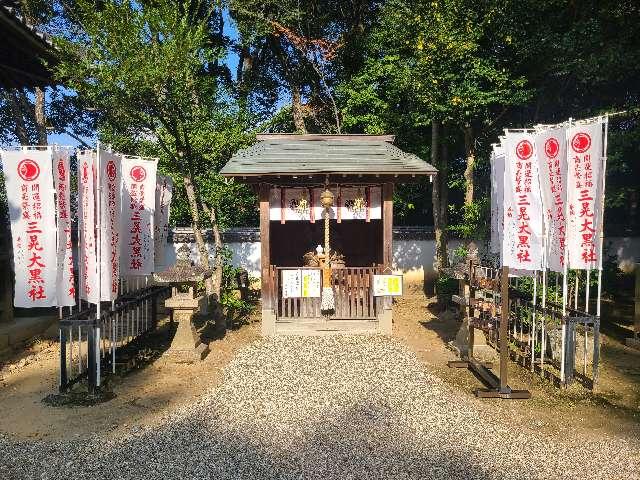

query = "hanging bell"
[{"left": 320, "top": 188, "right": 334, "bottom": 208}]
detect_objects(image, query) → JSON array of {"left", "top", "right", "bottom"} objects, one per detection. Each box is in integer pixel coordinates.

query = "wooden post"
[
  {"left": 259, "top": 184, "right": 276, "bottom": 335},
  {"left": 634, "top": 263, "right": 640, "bottom": 339},
  {"left": 499, "top": 265, "right": 510, "bottom": 393},
  {"left": 382, "top": 183, "right": 393, "bottom": 268},
  {"left": 379, "top": 183, "right": 394, "bottom": 334},
  {"left": 467, "top": 260, "right": 475, "bottom": 360}
]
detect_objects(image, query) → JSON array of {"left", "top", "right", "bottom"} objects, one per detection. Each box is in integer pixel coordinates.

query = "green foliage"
[
  {"left": 218, "top": 246, "right": 256, "bottom": 322},
  {"left": 448, "top": 197, "right": 490, "bottom": 240},
  {"left": 435, "top": 274, "right": 459, "bottom": 297},
  {"left": 55, "top": 0, "right": 256, "bottom": 229}
]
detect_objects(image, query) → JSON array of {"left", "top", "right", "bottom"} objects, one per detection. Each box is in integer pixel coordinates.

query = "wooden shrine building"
[{"left": 221, "top": 134, "right": 437, "bottom": 335}]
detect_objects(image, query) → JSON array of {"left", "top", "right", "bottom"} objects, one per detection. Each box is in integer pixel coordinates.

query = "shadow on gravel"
[{"left": 4, "top": 401, "right": 497, "bottom": 479}]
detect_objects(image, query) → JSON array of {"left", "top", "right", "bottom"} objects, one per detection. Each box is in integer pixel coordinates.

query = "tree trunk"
[
  {"left": 183, "top": 175, "right": 213, "bottom": 297},
  {"left": 34, "top": 87, "right": 47, "bottom": 144},
  {"left": 5, "top": 90, "right": 30, "bottom": 145},
  {"left": 438, "top": 125, "right": 450, "bottom": 269},
  {"left": 291, "top": 84, "right": 307, "bottom": 134},
  {"left": 463, "top": 124, "right": 475, "bottom": 206},
  {"left": 431, "top": 119, "right": 448, "bottom": 272},
  {"left": 202, "top": 202, "right": 223, "bottom": 298}
]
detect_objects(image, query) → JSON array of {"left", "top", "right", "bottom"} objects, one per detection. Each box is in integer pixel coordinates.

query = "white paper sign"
[
  {"left": 535, "top": 127, "right": 568, "bottom": 272},
  {"left": 281, "top": 269, "right": 302, "bottom": 298},
  {"left": 566, "top": 120, "right": 604, "bottom": 270},
  {"left": 120, "top": 157, "right": 157, "bottom": 275},
  {"left": 502, "top": 132, "right": 544, "bottom": 271},
  {"left": 301, "top": 269, "right": 321, "bottom": 298},
  {"left": 2, "top": 149, "right": 58, "bottom": 307},
  {"left": 53, "top": 149, "right": 76, "bottom": 306},
  {"left": 99, "top": 150, "right": 122, "bottom": 300},
  {"left": 77, "top": 150, "right": 99, "bottom": 303},
  {"left": 154, "top": 175, "right": 173, "bottom": 269},
  {"left": 373, "top": 274, "right": 403, "bottom": 296}
]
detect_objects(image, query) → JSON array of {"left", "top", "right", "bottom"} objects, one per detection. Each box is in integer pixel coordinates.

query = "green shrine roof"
[{"left": 220, "top": 135, "right": 437, "bottom": 178}]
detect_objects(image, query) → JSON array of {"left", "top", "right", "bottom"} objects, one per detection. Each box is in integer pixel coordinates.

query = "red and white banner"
[
  {"left": 120, "top": 157, "right": 157, "bottom": 275},
  {"left": 535, "top": 127, "right": 568, "bottom": 273},
  {"left": 566, "top": 120, "right": 604, "bottom": 270},
  {"left": 77, "top": 150, "right": 99, "bottom": 303},
  {"left": 490, "top": 144, "right": 505, "bottom": 255},
  {"left": 53, "top": 149, "right": 76, "bottom": 306},
  {"left": 154, "top": 175, "right": 173, "bottom": 269},
  {"left": 99, "top": 151, "right": 122, "bottom": 300},
  {"left": 2, "top": 149, "right": 58, "bottom": 307},
  {"left": 502, "top": 132, "right": 544, "bottom": 270},
  {"left": 269, "top": 187, "right": 381, "bottom": 222}
]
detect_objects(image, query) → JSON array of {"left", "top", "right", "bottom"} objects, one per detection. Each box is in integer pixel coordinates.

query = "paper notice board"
[
  {"left": 373, "top": 274, "right": 403, "bottom": 296},
  {"left": 282, "top": 269, "right": 321, "bottom": 298}
]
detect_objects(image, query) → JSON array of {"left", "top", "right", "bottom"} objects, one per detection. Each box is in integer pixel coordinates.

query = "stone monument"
[{"left": 154, "top": 244, "right": 212, "bottom": 361}]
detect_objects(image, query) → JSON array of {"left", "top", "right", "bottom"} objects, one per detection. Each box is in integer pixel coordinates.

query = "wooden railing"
[{"left": 270, "top": 266, "right": 382, "bottom": 320}]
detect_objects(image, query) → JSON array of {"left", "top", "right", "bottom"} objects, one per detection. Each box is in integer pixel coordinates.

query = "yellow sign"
[{"left": 373, "top": 274, "right": 403, "bottom": 296}]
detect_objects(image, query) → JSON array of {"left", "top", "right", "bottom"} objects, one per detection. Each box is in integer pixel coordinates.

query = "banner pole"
[
  {"left": 560, "top": 117, "right": 573, "bottom": 384},
  {"left": 95, "top": 141, "right": 102, "bottom": 389},
  {"left": 596, "top": 115, "right": 609, "bottom": 318},
  {"left": 541, "top": 268, "right": 547, "bottom": 368},
  {"left": 532, "top": 270, "right": 537, "bottom": 372}
]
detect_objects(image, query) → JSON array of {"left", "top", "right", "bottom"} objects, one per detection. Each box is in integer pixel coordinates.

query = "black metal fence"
[{"left": 58, "top": 284, "right": 170, "bottom": 393}]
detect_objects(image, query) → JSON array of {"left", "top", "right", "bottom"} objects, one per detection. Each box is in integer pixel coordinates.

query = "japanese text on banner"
[
  {"left": 502, "top": 132, "right": 544, "bottom": 270},
  {"left": 77, "top": 150, "right": 99, "bottom": 303},
  {"left": 535, "top": 127, "right": 568, "bottom": 273},
  {"left": 120, "top": 157, "right": 158, "bottom": 275},
  {"left": 154, "top": 175, "right": 173, "bottom": 269},
  {"left": 566, "top": 120, "right": 604, "bottom": 270},
  {"left": 2, "top": 149, "right": 58, "bottom": 307},
  {"left": 53, "top": 149, "right": 76, "bottom": 306},
  {"left": 99, "top": 151, "right": 122, "bottom": 300}
]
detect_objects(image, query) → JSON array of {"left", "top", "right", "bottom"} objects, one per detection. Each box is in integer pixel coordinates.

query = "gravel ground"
[{"left": 1, "top": 335, "right": 639, "bottom": 479}]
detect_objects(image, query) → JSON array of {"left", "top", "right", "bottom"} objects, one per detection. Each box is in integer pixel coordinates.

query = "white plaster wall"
[
  {"left": 164, "top": 241, "right": 262, "bottom": 277},
  {"left": 76, "top": 236, "right": 640, "bottom": 280}
]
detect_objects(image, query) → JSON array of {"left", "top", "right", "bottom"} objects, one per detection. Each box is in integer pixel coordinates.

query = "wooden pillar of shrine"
[
  {"left": 380, "top": 182, "right": 394, "bottom": 334},
  {"left": 259, "top": 183, "right": 276, "bottom": 335}
]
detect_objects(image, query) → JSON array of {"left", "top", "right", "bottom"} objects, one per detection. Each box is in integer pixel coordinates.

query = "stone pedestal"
[{"left": 163, "top": 292, "right": 210, "bottom": 361}]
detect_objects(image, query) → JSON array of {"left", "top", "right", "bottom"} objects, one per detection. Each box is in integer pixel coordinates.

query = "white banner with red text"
[
  {"left": 53, "top": 148, "right": 76, "bottom": 306},
  {"left": 535, "top": 126, "right": 568, "bottom": 273},
  {"left": 77, "top": 150, "right": 99, "bottom": 303},
  {"left": 120, "top": 157, "right": 158, "bottom": 275},
  {"left": 490, "top": 145, "right": 505, "bottom": 255},
  {"left": 502, "top": 132, "right": 544, "bottom": 271},
  {"left": 99, "top": 150, "right": 122, "bottom": 301},
  {"left": 154, "top": 175, "right": 173, "bottom": 269},
  {"left": 2, "top": 149, "right": 58, "bottom": 307},
  {"left": 566, "top": 120, "right": 605, "bottom": 270}
]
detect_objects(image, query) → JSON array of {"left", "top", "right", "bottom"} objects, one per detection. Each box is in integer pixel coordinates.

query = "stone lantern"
[{"left": 154, "top": 244, "right": 213, "bottom": 361}]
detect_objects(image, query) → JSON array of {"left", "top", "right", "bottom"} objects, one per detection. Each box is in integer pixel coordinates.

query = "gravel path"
[{"left": 1, "top": 336, "right": 638, "bottom": 479}]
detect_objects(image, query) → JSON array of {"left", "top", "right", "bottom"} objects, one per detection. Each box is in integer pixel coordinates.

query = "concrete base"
[
  {"left": 378, "top": 309, "right": 392, "bottom": 335},
  {"left": 261, "top": 309, "right": 277, "bottom": 336}
]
